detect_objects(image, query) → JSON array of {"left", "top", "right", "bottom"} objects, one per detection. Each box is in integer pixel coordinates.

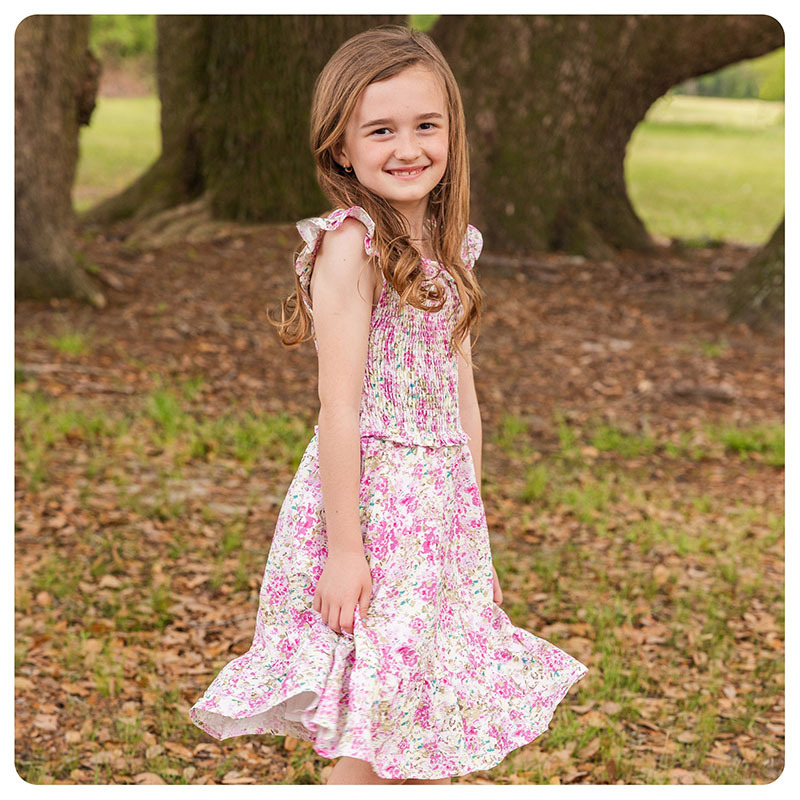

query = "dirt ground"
[{"left": 23, "top": 217, "right": 784, "bottom": 438}]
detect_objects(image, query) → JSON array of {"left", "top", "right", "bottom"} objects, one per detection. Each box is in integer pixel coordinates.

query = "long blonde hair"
[{"left": 270, "top": 24, "right": 482, "bottom": 360}]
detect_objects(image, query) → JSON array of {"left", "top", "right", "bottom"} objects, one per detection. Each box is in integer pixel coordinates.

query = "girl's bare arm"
[
  {"left": 310, "top": 218, "right": 376, "bottom": 554},
  {"left": 457, "top": 332, "right": 482, "bottom": 489},
  {"left": 457, "top": 332, "right": 501, "bottom": 602}
]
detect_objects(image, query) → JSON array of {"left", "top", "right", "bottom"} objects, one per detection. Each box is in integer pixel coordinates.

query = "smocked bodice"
[{"left": 294, "top": 206, "right": 483, "bottom": 447}]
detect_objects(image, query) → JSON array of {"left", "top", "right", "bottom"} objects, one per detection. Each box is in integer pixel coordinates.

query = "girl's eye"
[{"left": 370, "top": 123, "right": 438, "bottom": 136}]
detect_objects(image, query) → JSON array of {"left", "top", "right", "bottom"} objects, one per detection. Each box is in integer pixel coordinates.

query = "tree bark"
[
  {"left": 80, "top": 14, "right": 405, "bottom": 228},
  {"left": 725, "top": 217, "right": 784, "bottom": 329},
  {"left": 15, "top": 15, "right": 103, "bottom": 303},
  {"left": 433, "top": 14, "right": 784, "bottom": 259},
  {"left": 206, "top": 16, "right": 402, "bottom": 221}
]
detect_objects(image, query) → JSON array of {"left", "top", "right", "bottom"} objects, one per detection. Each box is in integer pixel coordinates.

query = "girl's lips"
[{"left": 385, "top": 165, "right": 429, "bottom": 180}]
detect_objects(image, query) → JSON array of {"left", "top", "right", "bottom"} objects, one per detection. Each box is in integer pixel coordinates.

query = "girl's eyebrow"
[{"left": 360, "top": 112, "right": 444, "bottom": 129}]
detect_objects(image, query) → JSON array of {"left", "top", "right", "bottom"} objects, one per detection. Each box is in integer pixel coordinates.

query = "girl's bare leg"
[{"left": 326, "top": 756, "right": 405, "bottom": 785}]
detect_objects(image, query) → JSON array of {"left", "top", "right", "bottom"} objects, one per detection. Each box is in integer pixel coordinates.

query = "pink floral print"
[{"left": 188, "top": 206, "right": 589, "bottom": 780}]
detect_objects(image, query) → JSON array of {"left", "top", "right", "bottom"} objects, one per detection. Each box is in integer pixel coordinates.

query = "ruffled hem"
[
  {"left": 188, "top": 613, "right": 372, "bottom": 752},
  {"left": 189, "top": 605, "right": 588, "bottom": 780}
]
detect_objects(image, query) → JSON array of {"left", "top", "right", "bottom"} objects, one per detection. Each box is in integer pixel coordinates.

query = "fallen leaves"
[{"left": 13, "top": 220, "right": 784, "bottom": 786}]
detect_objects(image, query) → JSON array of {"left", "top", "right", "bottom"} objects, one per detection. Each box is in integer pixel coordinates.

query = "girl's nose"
[{"left": 393, "top": 129, "right": 422, "bottom": 160}]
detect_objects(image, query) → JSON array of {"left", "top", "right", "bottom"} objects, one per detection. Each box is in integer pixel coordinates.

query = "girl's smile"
[{"left": 385, "top": 165, "right": 430, "bottom": 179}]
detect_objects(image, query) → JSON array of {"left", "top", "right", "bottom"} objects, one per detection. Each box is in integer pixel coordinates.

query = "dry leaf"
[{"left": 134, "top": 772, "right": 166, "bottom": 784}]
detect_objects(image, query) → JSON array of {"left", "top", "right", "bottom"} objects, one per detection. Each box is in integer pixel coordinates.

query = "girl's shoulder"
[
  {"left": 294, "top": 206, "right": 377, "bottom": 295},
  {"left": 297, "top": 206, "right": 377, "bottom": 258}
]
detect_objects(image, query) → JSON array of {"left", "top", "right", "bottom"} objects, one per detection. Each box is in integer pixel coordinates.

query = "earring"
[{"left": 343, "top": 164, "right": 354, "bottom": 174}]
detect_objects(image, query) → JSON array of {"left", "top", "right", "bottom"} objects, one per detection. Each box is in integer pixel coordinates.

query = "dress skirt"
[{"left": 189, "top": 426, "right": 589, "bottom": 780}]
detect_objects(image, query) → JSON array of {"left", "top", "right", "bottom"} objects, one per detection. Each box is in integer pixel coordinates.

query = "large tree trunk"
[
  {"left": 725, "top": 217, "right": 784, "bottom": 330},
  {"left": 205, "top": 16, "right": 403, "bottom": 221},
  {"left": 15, "top": 15, "right": 103, "bottom": 303},
  {"left": 81, "top": 14, "right": 404, "bottom": 229},
  {"left": 433, "top": 14, "right": 784, "bottom": 259}
]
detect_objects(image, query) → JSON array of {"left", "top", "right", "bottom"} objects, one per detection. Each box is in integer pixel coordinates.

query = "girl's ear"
[{"left": 331, "top": 141, "right": 347, "bottom": 168}]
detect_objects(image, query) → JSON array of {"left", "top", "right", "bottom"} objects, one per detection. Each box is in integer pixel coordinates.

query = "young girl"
[{"left": 189, "top": 25, "right": 588, "bottom": 785}]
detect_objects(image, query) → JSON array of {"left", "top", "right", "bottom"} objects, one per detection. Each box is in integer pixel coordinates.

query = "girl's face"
[{"left": 334, "top": 65, "right": 449, "bottom": 222}]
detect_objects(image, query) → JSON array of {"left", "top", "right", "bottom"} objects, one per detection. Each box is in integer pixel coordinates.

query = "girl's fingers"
[
  {"left": 359, "top": 584, "right": 371, "bottom": 620},
  {"left": 315, "top": 587, "right": 368, "bottom": 632},
  {"left": 340, "top": 603, "right": 355, "bottom": 635},
  {"left": 328, "top": 602, "right": 341, "bottom": 634}
]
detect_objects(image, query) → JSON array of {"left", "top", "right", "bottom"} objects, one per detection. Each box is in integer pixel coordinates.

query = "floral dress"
[{"left": 188, "top": 205, "right": 589, "bottom": 780}]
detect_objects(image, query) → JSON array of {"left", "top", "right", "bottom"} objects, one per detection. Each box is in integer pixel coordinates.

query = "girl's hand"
[
  {"left": 491, "top": 562, "right": 503, "bottom": 604},
  {"left": 313, "top": 549, "right": 372, "bottom": 635}
]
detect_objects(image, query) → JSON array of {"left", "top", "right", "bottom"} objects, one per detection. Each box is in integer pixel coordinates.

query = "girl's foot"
[{"left": 326, "top": 756, "right": 404, "bottom": 784}]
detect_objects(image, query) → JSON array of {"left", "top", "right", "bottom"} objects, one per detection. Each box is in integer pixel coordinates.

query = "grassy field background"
[
  {"left": 74, "top": 93, "right": 784, "bottom": 246},
  {"left": 627, "top": 95, "right": 784, "bottom": 245},
  {"left": 74, "top": 96, "right": 160, "bottom": 211}
]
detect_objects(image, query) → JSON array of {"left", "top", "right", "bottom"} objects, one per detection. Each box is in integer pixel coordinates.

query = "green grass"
[
  {"left": 46, "top": 330, "right": 91, "bottom": 356},
  {"left": 590, "top": 424, "right": 657, "bottom": 458},
  {"left": 706, "top": 421, "right": 784, "bottom": 466},
  {"left": 130, "top": 376, "right": 311, "bottom": 471},
  {"left": 14, "top": 379, "right": 784, "bottom": 784},
  {"left": 493, "top": 411, "right": 532, "bottom": 453},
  {"left": 75, "top": 93, "right": 783, "bottom": 245},
  {"left": 15, "top": 377, "right": 314, "bottom": 495},
  {"left": 15, "top": 389, "right": 129, "bottom": 490},
  {"left": 626, "top": 95, "right": 784, "bottom": 245},
  {"left": 74, "top": 95, "right": 161, "bottom": 211},
  {"left": 483, "top": 412, "right": 784, "bottom": 785},
  {"left": 642, "top": 94, "right": 784, "bottom": 129},
  {"left": 493, "top": 411, "right": 784, "bottom": 470}
]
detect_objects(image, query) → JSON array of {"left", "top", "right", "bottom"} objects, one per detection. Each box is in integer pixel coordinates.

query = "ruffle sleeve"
[
  {"left": 294, "top": 205, "right": 377, "bottom": 313},
  {"left": 461, "top": 224, "right": 483, "bottom": 271}
]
